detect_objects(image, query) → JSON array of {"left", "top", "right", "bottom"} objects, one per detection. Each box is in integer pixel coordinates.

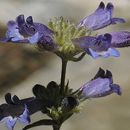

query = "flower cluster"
[
  {"left": 0, "top": 1, "right": 129, "bottom": 130},
  {"left": 1, "top": 2, "right": 130, "bottom": 60}
]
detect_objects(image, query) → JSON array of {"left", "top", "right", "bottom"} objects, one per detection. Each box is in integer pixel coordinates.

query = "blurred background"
[{"left": 0, "top": 0, "right": 130, "bottom": 130}]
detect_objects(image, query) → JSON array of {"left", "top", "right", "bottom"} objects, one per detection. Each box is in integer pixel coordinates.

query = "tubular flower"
[
  {"left": 72, "top": 33, "right": 119, "bottom": 58},
  {"left": 72, "top": 31, "right": 130, "bottom": 59},
  {"left": 0, "top": 104, "right": 30, "bottom": 130},
  {"left": 80, "top": 68, "right": 121, "bottom": 99},
  {"left": 1, "top": 15, "right": 56, "bottom": 51},
  {"left": 78, "top": 2, "right": 125, "bottom": 30},
  {"left": 0, "top": 93, "right": 43, "bottom": 130}
]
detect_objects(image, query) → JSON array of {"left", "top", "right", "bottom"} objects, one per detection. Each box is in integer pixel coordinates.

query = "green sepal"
[{"left": 64, "top": 81, "right": 73, "bottom": 96}]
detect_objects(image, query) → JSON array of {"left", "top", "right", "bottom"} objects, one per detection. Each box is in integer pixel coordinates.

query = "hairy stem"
[{"left": 60, "top": 59, "right": 68, "bottom": 94}]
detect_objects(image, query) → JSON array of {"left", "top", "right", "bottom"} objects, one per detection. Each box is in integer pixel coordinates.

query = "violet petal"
[
  {"left": 78, "top": 2, "right": 125, "bottom": 30},
  {"left": 1, "top": 15, "right": 54, "bottom": 47},
  {"left": 6, "top": 21, "right": 24, "bottom": 41},
  {"left": 3, "top": 116, "right": 17, "bottom": 130},
  {"left": 81, "top": 78, "right": 111, "bottom": 98},
  {"left": 72, "top": 34, "right": 113, "bottom": 58},
  {"left": 110, "top": 31, "right": 130, "bottom": 48},
  {"left": 81, "top": 69, "right": 121, "bottom": 98},
  {"left": 18, "top": 106, "right": 30, "bottom": 124},
  {"left": 110, "top": 84, "right": 122, "bottom": 95}
]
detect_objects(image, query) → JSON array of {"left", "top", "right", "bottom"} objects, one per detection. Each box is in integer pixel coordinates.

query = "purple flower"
[
  {"left": 72, "top": 31, "right": 130, "bottom": 59},
  {"left": 80, "top": 68, "right": 121, "bottom": 98},
  {"left": 1, "top": 15, "right": 56, "bottom": 51},
  {"left": 72, "top": 33, "right": 119, "bottom": 58},
  {"left": 0, "top": 2, "right": 130, "bottom": 59},
  {"left": 0, "top": 104, "right": 30, "bottom": 130},
  {"left": 78, "top": 2, "right": 125, "bottom": 30},
  {"left": 1, "top": 116, "right": 17, "bottom": 130},
  {"left": 0, "top": 93, "right": 43, "bottom": 130},
  {"left": 110, "top": 31, "right": 130, "bottom": 48}
]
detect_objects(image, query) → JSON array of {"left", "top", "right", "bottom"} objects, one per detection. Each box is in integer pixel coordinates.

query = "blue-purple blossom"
[
  {"left": 72, "top": 33, "right": 120, "bottom": 58},
  {"left": 0, "top": 104, "right": 30, "bottom": 130},
  {"left": 1, "top": 15, "right": 57, "bottom": 51},
  {"left": 18, "top": 105, "right": 30, "bottom": 124},
  {"left": 80, "top": 68, "right": 121, "bottom": 98},
  {"left": 1, "top": 116, "right": 17, "bottom": 130},
  {"left": 78, "top": 2, "right": 125, "bottom": 30},
  {"left": 0, "top": 93, "right": 44, "bottom": 130},
  {"left": 0, "top": 2, "right": 130, "bottom": 59},
  {"left": 72, "top": 31, "right": 130, "bottom": 59}
]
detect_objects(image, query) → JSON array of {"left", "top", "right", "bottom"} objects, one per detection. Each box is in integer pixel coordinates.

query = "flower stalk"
[
  {"left": 60, "top": 58, "right": 68, "bottom": 95},
  {"left": 52, "top": 124, "right": 61, "bottom": 130}
]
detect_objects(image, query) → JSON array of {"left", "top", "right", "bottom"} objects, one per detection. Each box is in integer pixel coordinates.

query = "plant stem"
[
  {"left": 52, "top": 125, "right": 61, "bottom": 130},
  {"left": 60, "top": 58, "right": 68, "bottom": 94}
]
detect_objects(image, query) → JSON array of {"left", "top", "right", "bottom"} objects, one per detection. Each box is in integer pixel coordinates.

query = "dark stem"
[
  {"left": 22, "top": 119, "right": 55, "bottom": 130},
  {"left": 52, "top": 124, "right": 61, "bottom": 130},
  {"left": 60, "top": 58, "right": 68, "bottom": 94}
]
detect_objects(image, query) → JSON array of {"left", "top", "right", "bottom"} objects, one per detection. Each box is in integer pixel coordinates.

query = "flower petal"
[
  {"left": 110, "top": 31, "right": 130, "bottom": 48},
  {"left": 111, "top": 18, "right": 126, "bottom": 24},
  {"left": 105, "top": 48, "right": 120, "bottom": 57},
  {"left": 93, "top": 68, "right": 113, "bottom": 82},
  {"left": 92, "top": 48, "right": 120, "bottom": 58},
  {"left": 16, "top": 15, "right": 25, "bottom": 27},
  {"left": 110, "top": 84, "right": 122, "bottom": 95},
  {"left": 38, "top": 35, "right": 57, "bottom": 51},
  {"left": 78, "top": 2, "right": 125, "bottom": 30},
  {"left": 62, "top": 96, "right": 79, "bottom": 110},
  {"left": 73, "top": 34, "right": 111, "bottom": 51},
  {"left": 81, "top": 69, "right": 121, "bottom": 98},
  {"left": 72, "top": 36, "right": 97, "bottom": 51},
  {"left": 27, "top": 32, "right": 39, "bottom": 44},
  {"left": 18, "top": 106, "right": 30, "bottom": 124},
  {"left": 0, "top": 94, "right": 45, "bottom": 130},
  {"left": 72, "top": 33, "right": 112, "bottom": 58},
  {"left": 93, "top": 68, "right": 105, "bottom": 79},
  {"left": 16, "top": 15, "right": 35, "bottom": 36},
  {"left": 1, "top": 15, "right": 54, "bottom": 46},
  {"left": 26, "top": 16, "right": 33, "bottom": 25},
  {"left": 88, "top": 48, "right": 100, "bottom": 59},
  {"left": 81, "top": 78, "right": 111, "bottom": 98},
  {"left": 3, "top": 116, "right": 17, "bottom": 130},
  {"left": 6, "top": 21, "right": 24, "bottom": 42}
]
